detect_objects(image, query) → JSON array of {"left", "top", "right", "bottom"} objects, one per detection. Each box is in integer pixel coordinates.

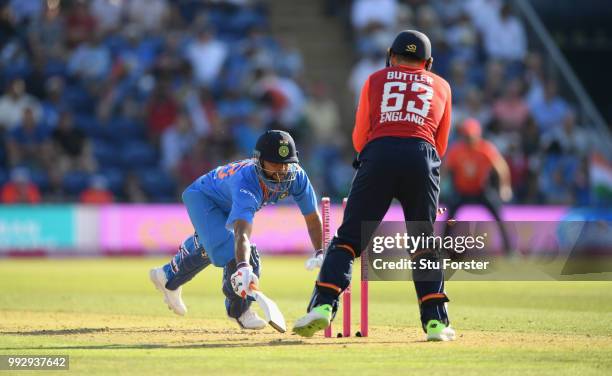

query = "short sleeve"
[
  {"left": 225, "top": 181, "right": 261, "bottom": 230},
  {"left": 482, "top": 141, "right": 502, "bottom": 163},
  {"left": 291, "top": 168, "right": 318, "bottom": 215}
]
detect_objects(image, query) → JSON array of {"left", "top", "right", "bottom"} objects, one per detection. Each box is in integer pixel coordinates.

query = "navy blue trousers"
[{"left": 311, "top": 137, "right": 449, "bottom": 329}]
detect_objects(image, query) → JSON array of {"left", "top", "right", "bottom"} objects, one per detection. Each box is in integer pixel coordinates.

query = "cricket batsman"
[
  {"left": 293, "top": 30, "right": 455, "bottom": 340},
  {"left": 150, "top": 130, "right": 323, "bottom": 330}
]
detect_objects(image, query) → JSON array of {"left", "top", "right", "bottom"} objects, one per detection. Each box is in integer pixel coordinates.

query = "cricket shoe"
[
  {"left": 235, "top": 309, "right": 267, "bottom": 330},
  {"left": 149, "top": 267, "right": 187, "bottom": 316},
  {"left": 425, "top": 320, "right": 456, "bottom": 341},
  {"left": 292, "top": 304, "right": 332, "bottom": 337}
]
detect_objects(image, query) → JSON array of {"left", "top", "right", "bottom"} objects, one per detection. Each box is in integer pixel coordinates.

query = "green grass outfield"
[{"left": 1, "top": 257, "right": 611, "bottom": 375}]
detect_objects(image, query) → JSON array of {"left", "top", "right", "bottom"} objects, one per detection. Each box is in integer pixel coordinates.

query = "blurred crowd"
[
  {"left": 0, "top": 0, "right": 609, "bottom": 206},
  {"left": 332, "top": 0, "right": 607, "bottom": 206},
  {"left": 0, "top": 0, "right": 323, "bottom": 203}
]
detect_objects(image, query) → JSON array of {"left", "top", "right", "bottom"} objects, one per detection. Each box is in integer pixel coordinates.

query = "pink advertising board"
[
  {"left": 99, "top": 204, "right": 344, "bottom": 254},
  {"left": 99, "top": 204, "right": 567, "bottom": 255}
]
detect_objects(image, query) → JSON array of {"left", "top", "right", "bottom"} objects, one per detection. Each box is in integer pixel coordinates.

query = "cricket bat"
[{"left": 249, "top": 282, "right": 287, "bottom": 333}]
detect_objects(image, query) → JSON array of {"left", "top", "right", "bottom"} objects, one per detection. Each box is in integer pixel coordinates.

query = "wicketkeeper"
[
  {"left": 150, "top": 130, "right": 323, "bottom": 330},
  {"left": 293, "top": 30, "right": 455, "bottom": 340}
]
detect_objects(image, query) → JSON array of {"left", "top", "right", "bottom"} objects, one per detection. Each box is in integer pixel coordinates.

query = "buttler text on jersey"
[{"left": 380, "top": 71, "right": 435, "bottom": 126}]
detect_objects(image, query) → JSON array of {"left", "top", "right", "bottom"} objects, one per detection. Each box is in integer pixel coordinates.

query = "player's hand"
[
  {"left": 305, "top": 249, "right": 324, "bottom": 270},
  {"left": 500, "top": 185, "right": 513, "bottom": 202},
  {"left": 230, "top": 265, "right": 258, "bottom": 299}
]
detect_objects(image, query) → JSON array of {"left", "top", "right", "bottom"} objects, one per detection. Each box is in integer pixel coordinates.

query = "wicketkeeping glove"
[{"left": 305, "top": 249, "right": 325, "bottom": 271}]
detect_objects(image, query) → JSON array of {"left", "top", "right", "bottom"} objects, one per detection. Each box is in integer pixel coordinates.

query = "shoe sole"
[
  {"left": 243, "top": 323, "right": 267, "bottom": 330},
  {"left": 426, "top": 332, "right": 456, "bottom": 342},
  {"left": 149, "top": 269, "right": 186, "bottom": 316},
  {"left": 292, "top": 318, "right": 330, "bottom": 338}
]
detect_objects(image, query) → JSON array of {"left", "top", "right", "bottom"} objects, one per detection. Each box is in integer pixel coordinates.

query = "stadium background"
[
  {"left": 0, "top": 2, "right": 611, "bottom": 374},
  {"left": 1, "top": 0, "right": 610, "bottom": 256}
]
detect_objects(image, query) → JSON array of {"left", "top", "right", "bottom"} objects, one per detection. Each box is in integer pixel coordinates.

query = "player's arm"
[
  {"left": 290, "top": 169, "right": 325, "bottom": 270},
  {"left": 230, "top": 219, "right": 259, "bottom": 299},
  {"left": 233, "top": 219, "right": 253, "bottom": 265},
  {"left": 435, "top": 84, "right": 452, "bottom": 157},
  {"left": 352, "top": 77, "right": 372, "bottom": 153},
  {"left": 303, "top": 210, "right": 325, "bottom": 270},
  {"left": 304, "top": 211, "right": 323, "bottom": 251},
  {"left": 492, "top": 153, "right": 513, "bottom": 202},
  {"left": 227, "top": 182, "right": 260, "bottom": 298},
  {"left": 485, "top": 143, "right": 513, "bottom": 201}
]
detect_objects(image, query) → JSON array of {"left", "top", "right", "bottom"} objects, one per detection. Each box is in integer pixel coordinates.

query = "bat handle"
[{"left": 249, "top": 282, "right": 259, "bottom": 292}]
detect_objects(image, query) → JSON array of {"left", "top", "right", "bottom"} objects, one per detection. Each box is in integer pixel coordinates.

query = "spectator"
[
  {"left": 481, "top": 3, "right": 527, "bottom": 63},
  {"left": 445, "top": 11, "right": 478, "bottom": 64},
  {"left": 349, "top": 51, "right": 385, "bottom": 105},
  {"left": 233, "top": 113, "right": 266, "bottom": 155},
  {"left": 64, "top": 1, "right": 97, "bottom": 47},
  {"left": 27, "top": 1, "right": 65, "bottom": 58},
  {"left": 482, "top": 60, "right": 505, "bottom": 102},
  {"left": 415, "top": 5, "right": 445, "bottom": 45},
  {"left": 540, "top": 111, "right": 590, "bottom": 157},
  {"left": 9, "top": 0, "right": 43, "bottom": 25},
  {"left": 6, "top": 107, "right": 52, "bottom": 169},
  {"left": 0, "top": 3, "right": 17, "bottom": 47},
  {"left": 0, "top": 79, "right": 42, "bottom": 131},
  {"left": 464, "top": 0, "right": 501, "bottom": 34},
  {"left": 40, "top": 76, "right": 68, "bottom": 128},
  {"left": 452, "top": 87, "right": 492, "bottom": 132},
  {"left": 67, "top": 34, "right": 111, "bottom": 81},
  {"left": 146, "top": 82, "right": 179, "bottom": 144},
  {"left": 505, "top": 137, "right": 530, "bottom": 199},
  {"left": 351, "top": 0, "right": 398, "bottom": 31},
  {"left": 303, "top": 83, "right": 341, "bottom": 144},
  {"left": 177, "top": 137, "right": 214, "bottom": 189},
  {"left": 524, "top": 52, "right": 545, "bottom": 106},
  {"left": 539, "top": 141, "right": 578, "bottom": 204},
  {"left": 449, "top": 59, "right": 471, "bottom": 104},
  {"left": 432, "top": 0, "right": 465, "bottom": 25},
  {"left": 51, "top": 112, "right": 96, "bottom": 173},
  {"left": 80, "top": 175, "right": 114, "bottom": 204},
  {"left": 1, "top": 167, "right": 41, "bottom": 204},
  {"left": 252, "top": 68, "right": 305, "bottom": 128},
  {"left": 492, "top": 78, "right": 530, "bottom": 131},
  {"left": 24, "top": 58, "right": 48, "bottom": 100},
  {"left": 123, "top": 172, "right": 148, "bottom": 202},
  {"left": 528, "top": 79, "right": 570, "bottom": 134},
  {"left": 125, "top": 0, "right": 169, "bottom": 34},
  {"left": 185, "top": 87, "right": 218, "bottom": 137},
  {"left": 160, "top": 113, "right": 197, "bottom": 174},
  {"left": 186, "top": 27, "right": 228, "bottom": 87},
  {"left": 520, "top": 115, "right": 541, "bottom": 156},
  {"left": 275, "top": 38, "right": 304, "bottom": 78},
  {"left": 90, "top": 0, "right": 123, "bottom": 33}
]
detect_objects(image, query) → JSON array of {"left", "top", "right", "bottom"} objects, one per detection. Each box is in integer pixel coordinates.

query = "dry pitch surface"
[{"left": 1, "top": 257, "right": 611, "bottom": 375}]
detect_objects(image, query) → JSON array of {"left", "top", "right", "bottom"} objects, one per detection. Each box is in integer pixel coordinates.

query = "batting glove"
[
  {"left": 230, "top": 263, "right": 258, "bottom": 299},
  {"left": 305, "top": 249, "right": 324, "bottom": 271}
]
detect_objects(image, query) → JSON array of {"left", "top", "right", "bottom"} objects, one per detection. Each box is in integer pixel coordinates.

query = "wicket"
[{"left": 321, "top": 197, "right": 368, "bottom": 338}]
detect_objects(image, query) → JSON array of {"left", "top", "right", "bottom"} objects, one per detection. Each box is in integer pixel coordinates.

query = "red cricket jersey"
[
  {"left": 445, "top": 140, "right": 502, "bottom": 195},
  {"left": 352, "top": 64, "right": 452, "bottom": 156}
]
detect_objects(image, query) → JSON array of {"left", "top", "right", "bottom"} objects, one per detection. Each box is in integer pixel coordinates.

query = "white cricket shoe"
[
  {"left": 149, "top": 267, "right": 187, "bottom": 316},
  {"left": 235, "top": 309, "right": 267, "bottom": 330}
]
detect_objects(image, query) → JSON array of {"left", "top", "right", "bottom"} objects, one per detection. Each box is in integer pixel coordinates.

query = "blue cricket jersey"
[{"left": 193, "top": 159, "right": 318, "bottom": 229}]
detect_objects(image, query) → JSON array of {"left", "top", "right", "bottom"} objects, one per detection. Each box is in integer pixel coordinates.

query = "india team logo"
[{"left": 278, "top": 145, "right": 289, "bottom": 158}]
